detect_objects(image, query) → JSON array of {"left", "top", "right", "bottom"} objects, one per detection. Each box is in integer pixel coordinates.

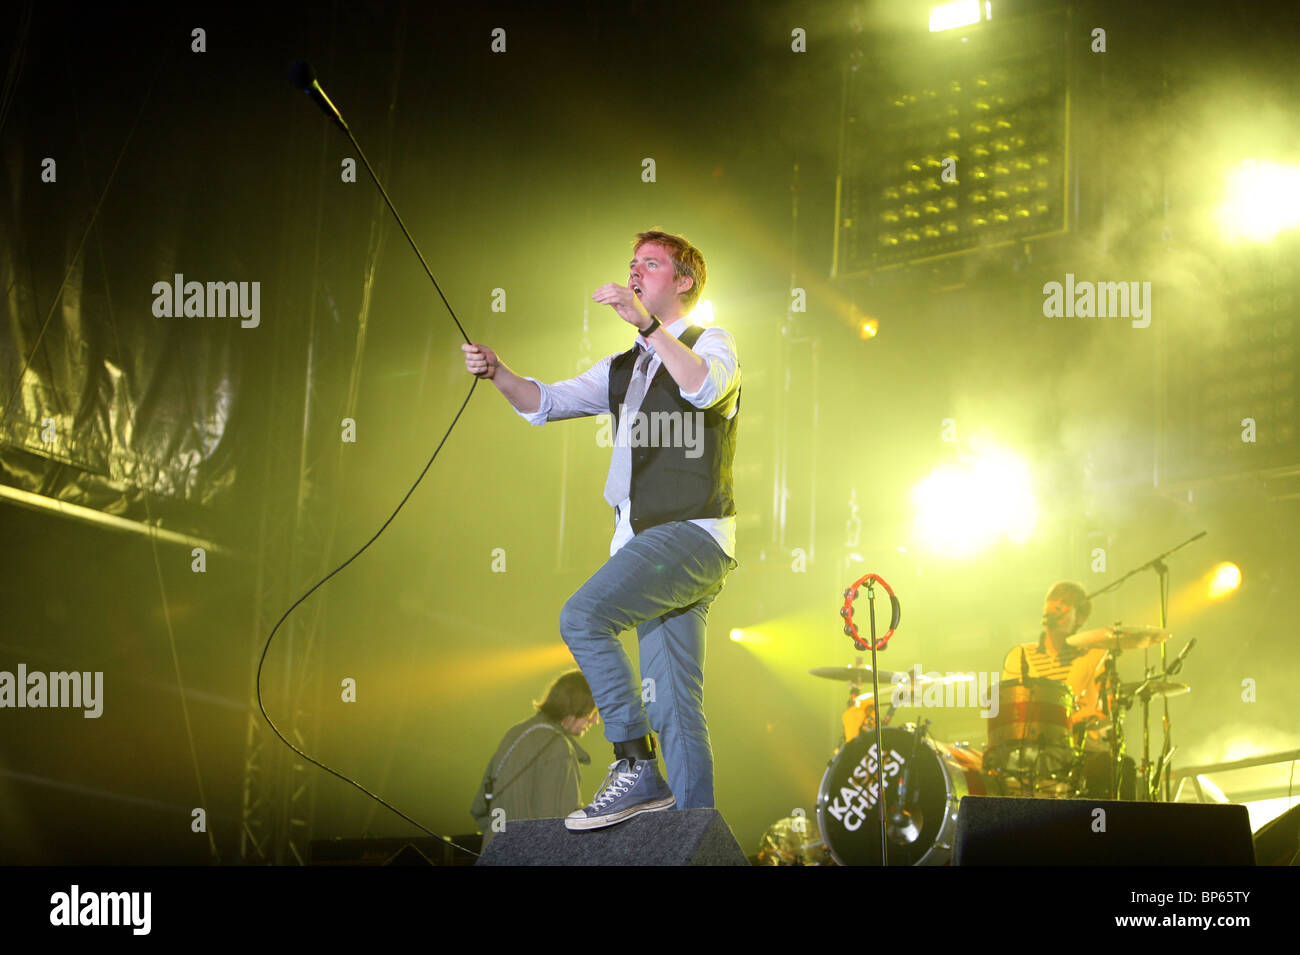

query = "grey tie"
[{"left": 603, "top": 346, "right": 654, "bottom": 508}]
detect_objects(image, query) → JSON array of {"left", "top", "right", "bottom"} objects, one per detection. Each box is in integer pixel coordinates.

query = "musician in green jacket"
[{"left": 470, "top": 670, "right": 600, "bottom": 848}]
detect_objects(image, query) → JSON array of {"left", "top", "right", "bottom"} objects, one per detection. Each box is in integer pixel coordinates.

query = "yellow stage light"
[
  {"left": 728, "top": 627, "right": 772, "bottom": 649},
  {"left": 1208, "top": 562, "right": 1242, "bottom": 599},
  {"left": 859, "top": 318, "right": 879, "bottom": 339}
]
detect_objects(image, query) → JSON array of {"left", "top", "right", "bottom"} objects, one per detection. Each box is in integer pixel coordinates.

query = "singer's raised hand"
[{"left": 592, "top": 282, "right": 650, "bottom": 328}]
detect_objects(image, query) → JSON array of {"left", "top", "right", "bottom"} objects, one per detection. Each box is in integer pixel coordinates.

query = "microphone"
[
  {"left": 289, "top": 60, "right": 349, "bottom": 132},
  {"left": 1166, "top": 637, "right": 1197, "bottom": 676},
  {"left": 886, "top": 723, "right": 926, "bottom": 846}
]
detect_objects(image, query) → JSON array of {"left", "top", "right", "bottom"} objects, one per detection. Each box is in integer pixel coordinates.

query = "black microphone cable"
[{"left": 256, "top": 61, "right": 482, "bottom": 857}]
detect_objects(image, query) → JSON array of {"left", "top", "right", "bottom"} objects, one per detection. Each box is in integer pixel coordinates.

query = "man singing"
[{"left": 462, "top": 230, "right": 740, "bottom": 830}]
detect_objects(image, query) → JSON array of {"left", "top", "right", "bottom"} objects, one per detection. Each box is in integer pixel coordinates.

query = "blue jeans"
[{"left": 559, "top": 521, "right": 734, "bottom": 809}]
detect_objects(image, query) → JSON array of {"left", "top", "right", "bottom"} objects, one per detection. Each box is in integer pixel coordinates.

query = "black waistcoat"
[{"left": 607, "top": 324, "right": 740, "bottom": 535}]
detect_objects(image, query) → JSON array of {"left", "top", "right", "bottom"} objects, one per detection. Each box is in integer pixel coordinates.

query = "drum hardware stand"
[
  {"left": 1146, "top": 558, "right": 1170, "bottom": 801},
  {"left": 1085, "top": 532, "right": 1204, "bottom": 802},
  {"left": 1137, "top": 658, "right": 1156, "bottom": 800},
  {"left": 1136, "top": 558, "right": 1173, "bottom": 802},
  {"left": 1145, "top": 637, "right": 1197, "bottom": 800},
  {"left": 844, "top": 655, "right": 865, "bottom": 745},
  {"left": 1098, "top": 645, "right": 1126, "bottom": 800},
  {"left": 1126, "top": 666, "right": 1172, "bottom": 802},
  {"left": 864, "top": 581, "right": 889, "bottom": 866},
  {"left": 842, "top": 654, "right": 899, "bottom": 743}
]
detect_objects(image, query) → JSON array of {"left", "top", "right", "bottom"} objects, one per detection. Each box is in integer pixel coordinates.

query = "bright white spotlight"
[
  {"left": 911, "top": 442, "right": 1037, "bottom": 558},
  {"left": 1218, "top": 159, "right": 1300, "bottom": 242},
  {"left": 930, "top": 0, "right": 984, "bottom": 32},
  {"left": 689, "top": 299, "right": 714, "bottom": 325},
  {"left": 729, "top": 628, "right": 744, "bottom": 642}
]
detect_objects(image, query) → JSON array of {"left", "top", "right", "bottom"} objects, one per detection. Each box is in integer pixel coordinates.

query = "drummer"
[{"left": 1000, "top": 581, "right": 1130, "bottom": 797}]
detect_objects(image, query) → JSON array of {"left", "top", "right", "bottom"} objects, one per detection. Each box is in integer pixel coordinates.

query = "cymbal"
[
  {"left": 1066, "top": 626, "right": 1171, "bottom": 650},
  {"left": 809, "top": 666, "right": 900, "bottom": 683},
  {"left": 809, "top": 666, "right": 973, "bottom": 686},
  {"left": 1120, "top": 679, "right": 1190, "bottom": 699}
]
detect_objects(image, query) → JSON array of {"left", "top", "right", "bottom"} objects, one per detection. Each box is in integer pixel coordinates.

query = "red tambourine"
[{"left": 840, "top": 573, "right": 901, "bottom": 651}]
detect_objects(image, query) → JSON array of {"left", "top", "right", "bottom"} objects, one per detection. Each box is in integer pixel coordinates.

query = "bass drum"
[{"left": 816, "top": 726, "right": 986, "bottom": 866}]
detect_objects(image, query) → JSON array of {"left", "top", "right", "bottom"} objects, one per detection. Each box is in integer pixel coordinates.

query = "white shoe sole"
[{"left": 564, "top": 796, "right": 676, "bottom": 831}]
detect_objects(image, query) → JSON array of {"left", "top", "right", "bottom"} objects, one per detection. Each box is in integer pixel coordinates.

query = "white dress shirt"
[{"left": 515, "top": 317, "right": 740, "bottom": 559}]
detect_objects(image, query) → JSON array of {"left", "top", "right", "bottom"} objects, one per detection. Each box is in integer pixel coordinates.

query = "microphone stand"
[
  {"left": 1084, "top": 531, "right": 1205, "bottom": 605},
  {"left": 270, "top": 61, "right": 481, "bottom": 854},
  {"left": 865, "top": 581, "right": 889, "bottom": 867},
  {"left": 1086, "top": 531, "right": 1204, "bottom": 802},
  {"left": 290, "top": 61, "right": 471, "bottom": 347}
]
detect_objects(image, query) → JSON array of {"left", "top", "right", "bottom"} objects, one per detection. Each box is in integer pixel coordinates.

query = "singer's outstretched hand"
[{"left": 463, "top": 343, "right": 499, "bottom": 380}]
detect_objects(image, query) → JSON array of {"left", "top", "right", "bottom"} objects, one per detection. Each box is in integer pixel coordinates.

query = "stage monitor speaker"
[
  {"left": 476, "top": 809, "right": 748, "bottom": 866},
  {"left": 953, "top": 796, "right": 1255, "bottom": 865}
]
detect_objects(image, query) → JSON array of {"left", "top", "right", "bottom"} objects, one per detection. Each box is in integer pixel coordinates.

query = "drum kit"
[{"left": 792, "top": 624, "right": 1193, "bottom": 866}]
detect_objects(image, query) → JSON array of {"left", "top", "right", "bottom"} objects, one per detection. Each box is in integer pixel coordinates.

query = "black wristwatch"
[{"left": 640, "top": 316, "right": 661, "bottom": 337}]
